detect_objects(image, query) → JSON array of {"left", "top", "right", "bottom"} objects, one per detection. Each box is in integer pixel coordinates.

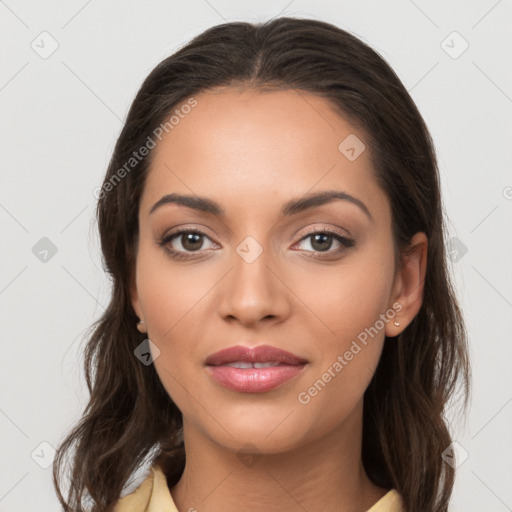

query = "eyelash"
[{"left": 158, "top": 227, "right": 355, "bottom": 261}]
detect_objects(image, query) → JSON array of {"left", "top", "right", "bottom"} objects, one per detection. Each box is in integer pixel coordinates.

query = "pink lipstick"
[{"left": 205, "top": 345, "right": 307, "bottom": 393}]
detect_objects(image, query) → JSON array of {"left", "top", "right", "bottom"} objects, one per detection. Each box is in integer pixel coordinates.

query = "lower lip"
[{"left": 206, "top": 364, "right": 307, "bottom": 393}]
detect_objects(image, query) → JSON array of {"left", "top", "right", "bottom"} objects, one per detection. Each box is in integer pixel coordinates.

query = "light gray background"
[{"left": 1, "top": 1, "right": 511, "bottom": 511}]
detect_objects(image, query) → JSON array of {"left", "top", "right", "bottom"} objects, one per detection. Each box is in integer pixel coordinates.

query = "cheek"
[
  {"left": 290, "top": 251, "right": 392, "bottom": 421},
  {"left": 295, "top": 340, "right": 384, "bottom": 441},
  {"left": 136, "top": 245, "right": 218, "bottom": 340},
  {"left": 135, "top": 247, "right": 218, "bottom": 407},
  {"left": 295, "top": 268, "right": 389, "bottom": 431},
  {"left": 290, "top": 248, "right": 395, "bottom": 342}
]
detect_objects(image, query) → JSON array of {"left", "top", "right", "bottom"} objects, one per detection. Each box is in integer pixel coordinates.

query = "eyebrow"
[{"left": 149, "top": 190, "right": 373, "bottom": 221}]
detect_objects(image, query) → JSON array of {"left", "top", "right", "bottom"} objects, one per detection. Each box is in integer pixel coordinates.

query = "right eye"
[{"left": 159, "top": 228, "right": 217, "bottom": 259}]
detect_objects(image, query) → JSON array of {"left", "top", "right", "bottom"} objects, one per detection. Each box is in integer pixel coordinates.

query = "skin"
[{"left": 131, "top": 87, "right": 427, "bottom": 512}]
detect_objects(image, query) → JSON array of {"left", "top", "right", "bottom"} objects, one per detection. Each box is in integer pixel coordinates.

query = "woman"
[{"left": 53, "top": 17, "right": 470, "bottom": 512}]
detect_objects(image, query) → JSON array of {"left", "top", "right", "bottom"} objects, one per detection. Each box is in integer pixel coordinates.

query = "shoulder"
[
  {"left": 366, "top": 489, "right": 404, "bottom": 512},
  {"left": 113, "top": 465, "right": 176, "bottom": 512},
  {"left": 113, "top": 467, "right": 154, "bottom": 512}
]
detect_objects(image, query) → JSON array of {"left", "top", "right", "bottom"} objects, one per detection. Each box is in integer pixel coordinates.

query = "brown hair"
[{"left": 53, "top": 16, "right": 470, "bottom": 512}]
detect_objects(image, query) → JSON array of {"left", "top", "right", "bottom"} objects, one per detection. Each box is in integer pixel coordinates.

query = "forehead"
[{"left": 140, "top": 87, "right": 389, "bottom": 222}]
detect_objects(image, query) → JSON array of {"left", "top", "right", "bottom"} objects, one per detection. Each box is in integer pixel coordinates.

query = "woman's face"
[{"left": 132, "top": 87, "right": 406, "bottom": 454}]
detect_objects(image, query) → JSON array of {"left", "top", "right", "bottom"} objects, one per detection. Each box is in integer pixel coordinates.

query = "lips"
[
  {"left": 205, "top": 345, "right": 308, "bottom": 393},
  {"left": 205, "top": 344, "right": 308, "bottom": 367}
]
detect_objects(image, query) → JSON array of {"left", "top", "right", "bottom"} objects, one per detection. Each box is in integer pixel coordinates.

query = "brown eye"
[
  {"left": 160, "top": 228, "right": 216, "bottom": 259},
  {"left": 294, "top": 228, "right": 355, "bottom": 258},
  {"left": 179, "top": 232, "right": 204, "bottom": 252},
  {"left": 309, "top": 233, "right": 334, "bottom": 252}
]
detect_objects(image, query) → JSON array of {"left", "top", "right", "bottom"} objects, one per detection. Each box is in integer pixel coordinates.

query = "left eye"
[{"left": 295, "top": 231, "right": 353, "bottom": 253}]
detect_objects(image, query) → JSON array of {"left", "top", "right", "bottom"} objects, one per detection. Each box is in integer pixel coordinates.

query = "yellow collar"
[{"left": 114, "top": 465, "right": 403, "bottom": 512}]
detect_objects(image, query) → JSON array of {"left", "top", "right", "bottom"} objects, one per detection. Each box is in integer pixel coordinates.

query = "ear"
[
  {"left": 385, "top": 232, "right": 428, "bottom": 337},
  {"left": 130, "top": 271, "right": 147, "bottom": 333}
]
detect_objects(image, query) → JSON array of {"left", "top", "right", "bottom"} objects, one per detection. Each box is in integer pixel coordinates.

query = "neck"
[{"left": 169, "top": 402, "right": 389, "bottom": 512}]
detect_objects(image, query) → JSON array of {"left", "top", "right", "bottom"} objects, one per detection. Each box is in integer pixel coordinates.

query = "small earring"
[
  {"left": 393, "top": 320, "right": 400, "bottom": 327},
  {"left": 137, "top": 319, "right": 146, "bottom": 332}
]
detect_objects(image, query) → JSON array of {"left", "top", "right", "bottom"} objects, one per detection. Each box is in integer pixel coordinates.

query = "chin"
[{"left": 205, "top": 411, "right": 309, "bottom": 454}]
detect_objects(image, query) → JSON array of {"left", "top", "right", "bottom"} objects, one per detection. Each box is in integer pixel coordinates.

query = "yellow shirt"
[{"left": 114, "top": 465, "right": 404, "bottom": 512}]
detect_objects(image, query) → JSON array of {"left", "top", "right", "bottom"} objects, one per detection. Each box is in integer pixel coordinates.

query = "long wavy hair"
[{"left": 53, "top": 16, "right": 470, "bottom": 512}]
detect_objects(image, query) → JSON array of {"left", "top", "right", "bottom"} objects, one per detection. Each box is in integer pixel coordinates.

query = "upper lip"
[{"left": 205, "top": 344, "right": 308, "bottom": 366}]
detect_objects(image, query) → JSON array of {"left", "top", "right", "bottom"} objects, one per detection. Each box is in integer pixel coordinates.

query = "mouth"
[
  {"left": 215, "top": 361, "right": 294, "bottom": 368},
  {"left": 205, "top": 344, "right": 308, "bottom": 393}
]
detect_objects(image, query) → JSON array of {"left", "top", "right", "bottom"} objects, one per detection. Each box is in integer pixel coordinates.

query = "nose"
[{"left": 217, "top": 241, "right": 291, "bottom": 328}]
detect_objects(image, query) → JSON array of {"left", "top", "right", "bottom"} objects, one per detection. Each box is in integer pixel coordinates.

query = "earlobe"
[
  {"left": 385, "top": 232, "right": 428, "bottom": 337},
  {"left": 136, "top": 319, "right": 146, "bottom": 333},
  {"left": 130, "top": 273, "right": 147, "bottom": 333}
]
